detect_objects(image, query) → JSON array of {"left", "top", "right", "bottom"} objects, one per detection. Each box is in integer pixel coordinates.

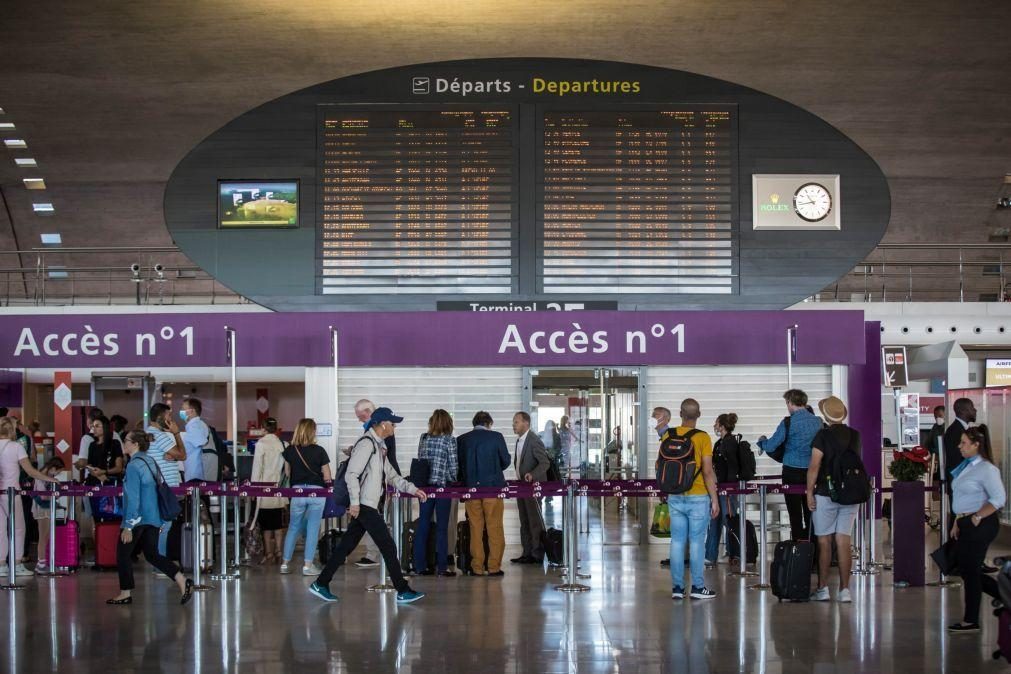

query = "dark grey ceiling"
[{"left": 1, "top": 0, "right": 1009, "bottom": 302}]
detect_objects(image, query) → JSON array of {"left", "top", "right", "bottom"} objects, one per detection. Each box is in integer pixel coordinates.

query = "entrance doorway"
[{"left": 525, "top": 367, "right": 644, "bottom": 544}]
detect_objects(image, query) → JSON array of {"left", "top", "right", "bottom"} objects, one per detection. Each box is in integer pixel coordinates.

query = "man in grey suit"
[{"left": 510, "top": 411, "right": 552, "bottom": 564}]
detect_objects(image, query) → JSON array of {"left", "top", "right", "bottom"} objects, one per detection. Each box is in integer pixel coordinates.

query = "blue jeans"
[
  {"left": 705, "top": 494, "right": 732, "bottom": 563},
  {"left": 283, "top": 491, "right": 326, "bottom": 564},
  {"left": 668, "top": 494, "right": 711, "bottom": 590},
  {"left": 413, "top": 497, "right": 451, "bottom": 573}
]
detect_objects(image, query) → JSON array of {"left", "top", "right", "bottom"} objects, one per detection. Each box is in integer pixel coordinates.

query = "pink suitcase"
[{"left": 45, "top": 521, "right": 80, "bottom": 570}]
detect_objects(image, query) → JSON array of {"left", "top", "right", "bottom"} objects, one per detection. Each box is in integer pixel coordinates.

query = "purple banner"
[
  {"left": 0, "top": 310, "right": 865, "bottom": 368},
  {"left": 0, "top": 369, "right": 22, "bottom": 407}
]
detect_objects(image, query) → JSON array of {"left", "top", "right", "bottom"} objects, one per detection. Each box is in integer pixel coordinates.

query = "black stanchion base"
[
  {"left": 1, "top": 584, "right": 27, "bottom": 590},
  {"left": 553, "top": 583, "right": 591, "bottom": 592},
  {"left": 748, "top": 583, "right": 771, "bottom": 590},
  {"left": 210, "top": 573, "right": 239, "bottom": 580},
  {"left": 366, "top": 583, "right": 396, "bottom": 593}
]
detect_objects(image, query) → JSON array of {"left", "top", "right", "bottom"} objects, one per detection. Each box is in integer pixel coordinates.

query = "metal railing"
[
  {"left": 0, "top": 247, "right": 248, "bottom": 306},
  {"left": 815, "top": 243, "right": 1011, "bottom": 303}
]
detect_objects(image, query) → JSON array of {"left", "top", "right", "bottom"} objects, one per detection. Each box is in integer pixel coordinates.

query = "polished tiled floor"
[{"left": 5, "top": 503, "right": 1010, "bottom": 673}]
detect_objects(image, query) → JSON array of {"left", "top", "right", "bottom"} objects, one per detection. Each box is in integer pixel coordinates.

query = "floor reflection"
[{"left": 5, "top": 518, "right": 1011, "bottom": 673}]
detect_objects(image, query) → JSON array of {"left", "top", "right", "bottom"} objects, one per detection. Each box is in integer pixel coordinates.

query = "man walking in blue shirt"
[{"left": 757, "top": 389, "right": 823, "bottom": 541}]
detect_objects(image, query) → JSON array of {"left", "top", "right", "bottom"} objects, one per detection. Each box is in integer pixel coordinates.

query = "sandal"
[
  {"left": 106, "top": 596, "right": 133, "bottom": 605},
  {"left": 180, "top": 579, "right": 194, "bottom": 606}
]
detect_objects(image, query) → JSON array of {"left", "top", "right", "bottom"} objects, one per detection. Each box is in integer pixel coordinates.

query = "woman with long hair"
[
  {"left": 280, "top": 418, "right": 332, "bottom": 576},
  {"left": 708, "top": 413, "right": 741, "bottom": 567},
  {"left": 412, "top": 409, "right": 458, "bottom": 576},
  {"left": 107, "top": 430, "right": 193, "bottom": 606},
  {"left": 948, "top": 424, "right": 1006, "bottom": 633}
]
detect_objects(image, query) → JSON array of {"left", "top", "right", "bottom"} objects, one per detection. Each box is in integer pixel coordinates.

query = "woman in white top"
[
  {"left": 948, "top": 424, "right": 1007, "bottom": 633},
  {"left": 251, "top": 418, "right": 288, "bottom": 564},
  {"left": 0, "top": 417, "right": 58, "bottom": 577}
]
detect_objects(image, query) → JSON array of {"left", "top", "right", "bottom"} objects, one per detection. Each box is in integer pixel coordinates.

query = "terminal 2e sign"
[{"left": 0, "top": 311, "right": 867, "bottom": 369}]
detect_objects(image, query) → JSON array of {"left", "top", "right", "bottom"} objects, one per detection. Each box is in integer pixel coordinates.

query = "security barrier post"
[
  {"left": 211, "top": 488, "right": 238, "bottom": 581},
  {"left": 749, "top": 485, "right": 771, "bottom": 590},
  {"left": 729, "top": 482, "right": 757, "bottom": 578},
  {"left": 554, "top": 481, "right": 589, "bottom": 592},
  {"left": 368, "top": 492, "right": 397, "bottom": 593},
  {"left": 1, "top": 487, "right": 25, "bottom": 590}
]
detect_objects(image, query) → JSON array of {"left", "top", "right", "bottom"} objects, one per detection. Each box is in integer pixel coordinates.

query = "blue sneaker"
[
  {"left": 309, "top": 582, "right": 339, "bottom": 603},
  {"left": 396, "top": 589, "right": 425, "bottom": 604},
  {"left": 671, "top": 586, "right": 685, "bottom": 600}
]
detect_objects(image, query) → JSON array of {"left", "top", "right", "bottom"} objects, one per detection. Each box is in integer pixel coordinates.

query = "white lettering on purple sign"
[
  {"left": 13, "top": 325, "right": 192, "bottom": 359},
  {"left": 497, "top": 323, "right": 683, "bottom": 356}
]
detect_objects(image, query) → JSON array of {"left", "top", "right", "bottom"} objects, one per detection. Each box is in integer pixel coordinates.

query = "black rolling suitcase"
[
  {"left": 457, "top": 519, "right": 490, "bottom": 573},
  {"left": 402, "top": 519, "right": 437, "bottom": 573},
  {"left": 542, "top": 528, "right": 564, "bottom": 566},
  {"left": 771, "top": 539, "right": 814, "bottom": 602},
  {"left": 318, "top": 520, "right": 344, "bottom": 566},
  {"left": 725, "top": 514, "right": 758, "bottom": 564}
]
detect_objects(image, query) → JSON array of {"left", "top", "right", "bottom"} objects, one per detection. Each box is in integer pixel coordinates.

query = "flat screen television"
[{"left": 218, "top": 180, "right": 298, "bottom": 228}]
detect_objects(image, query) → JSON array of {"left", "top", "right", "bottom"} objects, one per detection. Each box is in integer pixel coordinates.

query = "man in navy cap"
[{"left": 310, "top": 407, "right": 429, "bottom": 604}]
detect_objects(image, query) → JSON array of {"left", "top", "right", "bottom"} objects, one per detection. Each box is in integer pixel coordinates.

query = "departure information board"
[
  {"left": 540, "top": 108, "right": 736, "bottom": 294},
  {"left": 318, "top": 108, "right": 514, "bottom": 295}
]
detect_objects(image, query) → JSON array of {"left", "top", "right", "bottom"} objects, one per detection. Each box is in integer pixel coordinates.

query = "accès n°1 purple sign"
[{"left": 0, "top": 310, "right": 866, "bottom": 368}]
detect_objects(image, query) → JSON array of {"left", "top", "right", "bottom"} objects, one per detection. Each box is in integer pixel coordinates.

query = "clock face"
[{"left": 793, "top": 183, "right": 833, "bottom": 222}]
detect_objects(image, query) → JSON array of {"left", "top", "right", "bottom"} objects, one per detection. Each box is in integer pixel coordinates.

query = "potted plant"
[{"left": 889, "top": 445, "right": 930, "bottom": 586}]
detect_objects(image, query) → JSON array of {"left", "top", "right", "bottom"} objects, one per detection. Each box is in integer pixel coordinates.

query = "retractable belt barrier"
[{"left": 8, "top": 478, "right": 931, "bottom": 595}]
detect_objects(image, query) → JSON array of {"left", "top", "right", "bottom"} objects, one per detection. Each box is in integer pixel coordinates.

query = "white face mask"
[{"left": 647, "top": 417, "right": 659, "bottom": 431}]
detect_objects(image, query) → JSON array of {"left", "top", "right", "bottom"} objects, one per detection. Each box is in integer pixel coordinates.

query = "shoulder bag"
[{"left": 137, "top": 455, "right": 182, "bottom": 522}]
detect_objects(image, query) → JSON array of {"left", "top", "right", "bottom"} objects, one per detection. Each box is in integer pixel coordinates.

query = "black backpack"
[
  {"left": 827, "top": 428, "right": 871, "bottom": 505},
  {"left": 736, "top": 436, "right": 757, "bottom": 481},
  {"left": 655, "top": 428, "right": 702, "bottom": 494}
]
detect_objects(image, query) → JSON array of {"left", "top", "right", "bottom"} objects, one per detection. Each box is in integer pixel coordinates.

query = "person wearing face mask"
[{"left": 178, "top": 398, "right": 208, "bottom": 483}]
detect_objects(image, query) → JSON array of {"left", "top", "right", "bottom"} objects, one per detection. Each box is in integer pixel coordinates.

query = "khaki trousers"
[{"left": 464, "top": 499, "right": 505, "bottom": 573}]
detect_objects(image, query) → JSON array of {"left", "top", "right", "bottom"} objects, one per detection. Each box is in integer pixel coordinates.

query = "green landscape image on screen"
[{"left": 219, "top": 181, "right": 298, "bottom": 227}]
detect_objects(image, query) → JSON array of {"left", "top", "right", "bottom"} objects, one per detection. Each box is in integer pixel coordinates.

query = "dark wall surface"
[{"left": 164, "top": 58, "right": 890, "bottom": 311}]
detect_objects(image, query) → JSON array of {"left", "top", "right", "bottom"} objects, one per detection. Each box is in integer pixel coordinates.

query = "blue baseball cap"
[{"left": 365, "top": 407, "right": 403, "bottom": 430}]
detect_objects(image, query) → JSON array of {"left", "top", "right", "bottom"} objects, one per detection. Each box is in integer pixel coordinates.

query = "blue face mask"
[{"left": 179, "top": 410, "right": 188, "bottom": 422}]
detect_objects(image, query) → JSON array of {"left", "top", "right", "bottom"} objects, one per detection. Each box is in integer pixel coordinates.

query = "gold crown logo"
[{"left": 770, "top": 193, "right": 780, "bottom": 204}]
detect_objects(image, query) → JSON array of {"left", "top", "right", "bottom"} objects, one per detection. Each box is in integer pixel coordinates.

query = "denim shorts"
[{"left": 812, "top": 495, "right": 859, "bottom": 536}]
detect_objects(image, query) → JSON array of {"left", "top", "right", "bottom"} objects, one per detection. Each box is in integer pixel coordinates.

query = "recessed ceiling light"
[
  {"left": 47, "top": 265, "right": 68, "bottom": 279},
  {"left": 0, "top": 107, "right": 5, "bottom": 114},
  {"left": 4, "top": 139, "right": 27, "bottom": 149},
  {"left": 32, "top": 202, "right": 54, "bottom": 213},
  {"left": 23, "top": 178, "right": 46, "bottom": 190},
  {"left": 0, "top": 123, "right": 14, "bottom": 130},
  {"left": 40, "top": 233, "right": 61, "bottom": 245},
  {"left": 14, "top": 158, "right": 36, "bottom": 167}
]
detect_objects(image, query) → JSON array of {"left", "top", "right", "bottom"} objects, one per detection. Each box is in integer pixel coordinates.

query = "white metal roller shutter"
[
  {"left": 646, "top": 365, "right": 833, "bottom": 476},
  {"left": 336, "top": 366, "right": 526, "bottom": 546},
  {"left": 336, "top": 366, "right": 523, "bottom": 462}
]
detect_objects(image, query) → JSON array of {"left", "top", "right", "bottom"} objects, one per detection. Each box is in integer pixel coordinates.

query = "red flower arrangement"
[{"left": 889, "top": 445, "right": 930, "bottom": 481}]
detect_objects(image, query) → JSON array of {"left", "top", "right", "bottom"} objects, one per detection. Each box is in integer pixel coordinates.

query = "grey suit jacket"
[{"left": 517, "top": 432, "right": 551, "bottom": 482}]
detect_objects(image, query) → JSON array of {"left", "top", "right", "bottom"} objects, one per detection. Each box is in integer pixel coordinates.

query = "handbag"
[
  {"left": 410, "top": 433, "right": 432, "bottom": 486},
  {"left": 138, "top": 456, "right": 182, "bottom": 522},
  {"left": 930, "top": 538, "right": 960, "bottom": 576},
  {"left": 650, "top": 502, "right": 671, "bottom": 538},
  {"left": 244, "top": 500, "right": 265, "bottom": 563},
  {"left": 765, "top": 416, "right": 791, "bottom": 463}
]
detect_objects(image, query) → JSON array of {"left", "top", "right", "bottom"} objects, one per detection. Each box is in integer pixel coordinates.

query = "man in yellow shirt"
[{"left": 652, "top": 399, "right": 719, "bottom": 600}]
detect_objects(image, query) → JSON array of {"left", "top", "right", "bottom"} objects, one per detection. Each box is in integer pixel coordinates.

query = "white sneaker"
[
  {"left": 280, "top": 562, "right": 291, "bottom": 575},
  {"left": 14, "top": 564, "right": 34, "bottom": 577},
  {"left": 34, "top": 563, "right": 49, "bottom": 575},
  {"left": 302, "top": 563, "right": 321, "bottom": 576},
  {"left": 810, "top": 586, "right": 831, "bottom": 602},
  {"left": 837, "top": 588, "right": 852, "bottom": 603}
]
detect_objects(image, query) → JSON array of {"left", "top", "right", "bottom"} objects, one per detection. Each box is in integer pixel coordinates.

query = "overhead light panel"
[
  {"left": 32, "top": 202, "right": 54, "bottom": 214},
  {"left": 40, "top": 233, "right": 61, "bottom": 245},
  {"left": 4, "top": 139, "right": 27, "bottom": 149},
  {"left": 14, "top": 158, "right": 36, "bottom": 167},
  {"left": 23, "top": 178, "right": 46, "bottom": 190},
  {"left": 47, "top": 265, "right": 68, "bottom": 279},
  {"left": 0, "top": 122, "right": 14, "bottom": 130}
]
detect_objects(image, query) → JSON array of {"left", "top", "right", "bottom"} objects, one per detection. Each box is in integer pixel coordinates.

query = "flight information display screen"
[
  {"left": 539, "top": 108, "right": 736, "bottom": 294},
  {"left": 317, "top": 107, "right": 515, "bottom": 295}
]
